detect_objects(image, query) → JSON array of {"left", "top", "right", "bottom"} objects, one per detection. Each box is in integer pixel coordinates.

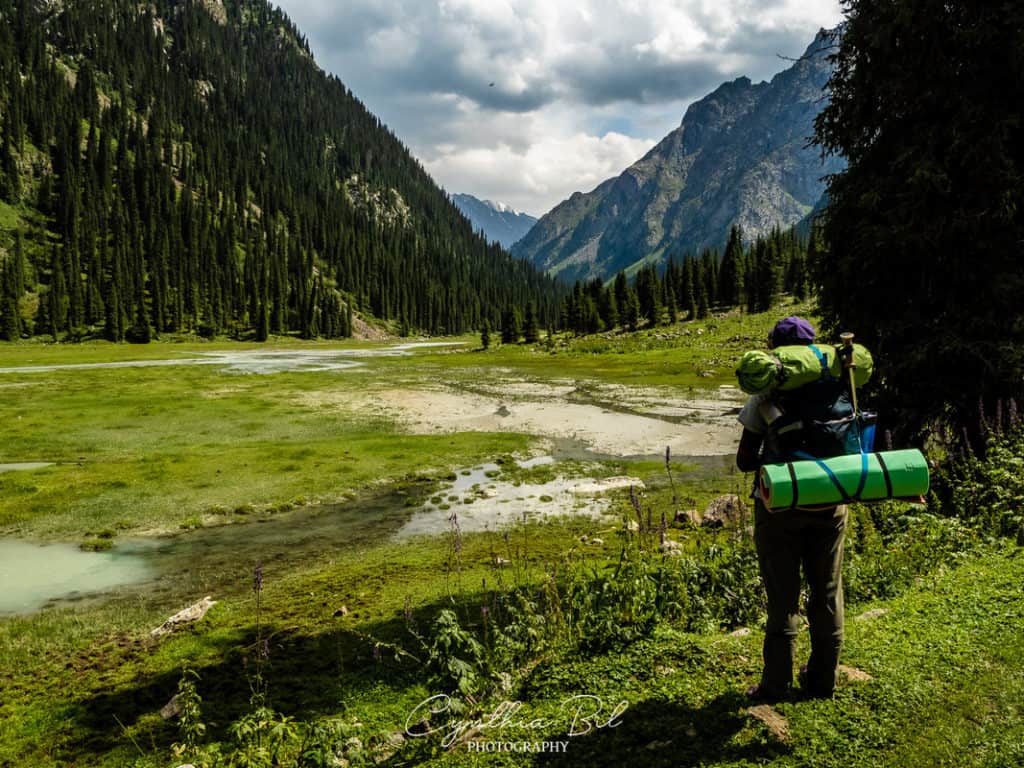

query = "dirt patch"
[{"left": 333, "top": 379, "right": 742, "bottom": 458}]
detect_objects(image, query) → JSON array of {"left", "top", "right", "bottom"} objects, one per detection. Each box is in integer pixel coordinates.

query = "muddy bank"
[{"left": 328, "top": 378, "right": 744, "bottom": 458}]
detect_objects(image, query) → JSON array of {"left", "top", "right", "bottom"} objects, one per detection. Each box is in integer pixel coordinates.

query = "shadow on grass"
[
  {"left": 67, "top": 609, "right": 429, "bottom": 760},
  {"left": 533, "top": 692, "right": 789, "bottom": 768}
]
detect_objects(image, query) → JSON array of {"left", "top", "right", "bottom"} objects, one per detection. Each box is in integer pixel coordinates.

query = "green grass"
[
  {"left": 10, "top": 304, "right": 1012, "bottom": 768},
  {"left": 390, "top": 305, "right": 798, "bottom": 390},
  {"left": 0, "top": 361, "right": 533, "bottom": 538},
  {"left": 0, "top": 514, "right": 1019, "bottom": 767}
]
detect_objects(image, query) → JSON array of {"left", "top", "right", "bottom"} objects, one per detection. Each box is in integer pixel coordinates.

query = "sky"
[{"left": 273, "top": 0, "right": 845, "bottom": 218}]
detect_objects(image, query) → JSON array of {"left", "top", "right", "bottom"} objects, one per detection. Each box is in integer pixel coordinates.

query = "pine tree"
[
  {"left": 0, "top": 258, "right": 21, "bottom": 341},
  {"left": 813, "top": 3, "right": 1024, "bottom": 441},
  {"left": 501, "top": 306, "right": 522, "bottom": 344},
  {"left": 523, "top": 301, "right": 539, "bottom": 344},
  {"left": 480, "top": 318, "right": 491, "bottom": 349},
  {"left": 624, "top": 288, "right": 641, "bottom": 331},
  {"left": 718, "top": 224, "right": 745, "bottom": 307},
  {"left": 681, "top": 257, "right": 697, "bottom": 320}
]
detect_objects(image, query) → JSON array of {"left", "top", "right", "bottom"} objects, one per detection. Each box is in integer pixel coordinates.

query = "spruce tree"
[
  {"left": 501, "top": 306, "right": 522, "bottom": 344},
  {"left": 718, "top": 224, "right": 745, "bottom": 307},
  {"left": 523, "top": 302, "right": 539, "bottom": 344},
  {"left": 0, "top": 258, "right": 21, "bottom": 340},
  {"left": 813, "top": 3, "right": 1024, "bottom": 440},
  {"left": 480, "top": 318, "right": 491, "bottom": 349}
]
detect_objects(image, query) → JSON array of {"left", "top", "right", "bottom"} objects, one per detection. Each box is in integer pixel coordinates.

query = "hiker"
[{"left": 735, "top": 316, "right": 848, "bottom": 701}]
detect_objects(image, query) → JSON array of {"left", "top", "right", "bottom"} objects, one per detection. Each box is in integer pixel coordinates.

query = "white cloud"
[{"left": 275, "top": 0, "right": 844, "bottom": 217}]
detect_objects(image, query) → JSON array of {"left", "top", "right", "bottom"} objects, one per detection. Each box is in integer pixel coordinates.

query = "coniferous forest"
[
  {"left": 0, "top": 0, "right": 565, "bottom": 342},
  {"left": 554, "top": 225, "right": 814, "bottom": 338}
]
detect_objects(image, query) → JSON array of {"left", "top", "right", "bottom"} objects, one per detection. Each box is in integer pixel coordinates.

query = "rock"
[
  {"left": 495, "top": 405, "right": 512, "bottom": 417},
  {"left": 160, "top": 694, "right": 181, "bottom": 720},
  {"left": 626, "top": 520, "right": 640, "bottom": 532},
  {"left": 746, "top": 704, "right": 790, "bottom": 743},
  {"left": 675, "top": 509, "right": 702, "bottom": 526},
  {"left": 659, "top": 539, "right": 683, "bottom": 555},
  {"left": 476, "top": 488, "right": 499, "bottom": 499},
  {"left": 589, "top": 537, "right": 604, "bottom": 546},
  {"left": 646, "top": 740, "right": 673, "bottom": 750},
  {"left": 333, "top": 605, "right": 349, "bottom": 618},
  {"left": 838, "top": 664, "right": 873, "bottom": 683},
  {"left": 151, "top": 596, "right": 217, "bottom": 639},
  {"left": 729, "top": 627, "right": 752, "bottom": 637},
  {"left": 702, "top": 495, "right": 748, "bottom": 528},
  {"left": 493, "top": 557, "right": 512, "bottom": 567},
  {"left": 855, "top": 608, "right": 889, "bottom": 622}
]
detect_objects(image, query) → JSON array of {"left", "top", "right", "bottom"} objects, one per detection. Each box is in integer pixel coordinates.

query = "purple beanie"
[{"left": 768, "top": 316, "right": 816, "bottom": 347}]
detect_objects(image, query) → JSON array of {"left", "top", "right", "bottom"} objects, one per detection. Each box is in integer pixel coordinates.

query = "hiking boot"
[
  {"left": 746, "top": 683, "right": 790, "bottom": 704},
  {"left": 797, "top": 665, "right": 835, "bottom": 700}
]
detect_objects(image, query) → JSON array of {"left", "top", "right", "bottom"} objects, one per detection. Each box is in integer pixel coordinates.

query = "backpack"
[{"left": 769, "top": 380, "right": 877, "bottom": 461}]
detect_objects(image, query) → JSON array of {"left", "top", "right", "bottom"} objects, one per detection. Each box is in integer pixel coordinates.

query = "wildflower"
[{"left": 253, "top": 562, "right": 263, "bottom": 594}]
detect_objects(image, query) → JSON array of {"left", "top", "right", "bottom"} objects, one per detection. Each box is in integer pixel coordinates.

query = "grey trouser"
[{"left": 753, "top": 499, "right": 848, "bottom": 695}]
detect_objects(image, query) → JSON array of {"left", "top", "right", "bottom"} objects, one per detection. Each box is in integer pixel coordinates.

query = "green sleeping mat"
[
  {"left": 759, "top": 449, "right": 930, "bottom": 511},
  {"left": 736, "top": 343, "right": 874, "bottom": 395}
]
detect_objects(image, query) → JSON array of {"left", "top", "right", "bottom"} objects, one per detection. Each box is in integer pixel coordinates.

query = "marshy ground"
[{"left": 1, "top": 308, "right": 1021, "bottom": 767}]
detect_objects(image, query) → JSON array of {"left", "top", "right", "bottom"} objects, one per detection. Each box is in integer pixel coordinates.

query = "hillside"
[
  {"left": 0, "top": 0, "right": 563, "bottom": 342},
  {"left": 512, "top": 29, "right": 844, "bottom": 282},
  {"left": 451, "top": 193, "right": 538, "bottom": 249}
]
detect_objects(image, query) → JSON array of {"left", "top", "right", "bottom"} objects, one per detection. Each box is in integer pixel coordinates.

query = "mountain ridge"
[
  {"left": 451, "top": 193, "right": 538, "bottom": 250},
  {"left": 0, "top": 0, "right": 563, "bottom": 342},
  {"left": 512, "top": 28, "right": 843, "bottom": 282}
]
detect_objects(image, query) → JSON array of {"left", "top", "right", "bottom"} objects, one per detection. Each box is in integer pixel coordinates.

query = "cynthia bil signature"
[{"left": 405, "top": 694, "right": 629, "bottom": 748}]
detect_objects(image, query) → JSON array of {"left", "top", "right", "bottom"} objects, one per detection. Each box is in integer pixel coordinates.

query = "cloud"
[{"left": 275, "top": 0, "right": 843, "bottom": 217}]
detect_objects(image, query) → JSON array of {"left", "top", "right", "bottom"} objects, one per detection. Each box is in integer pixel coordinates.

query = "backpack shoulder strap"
[{"left": 807, "top": 344, "right": 837, "bottom": 382}]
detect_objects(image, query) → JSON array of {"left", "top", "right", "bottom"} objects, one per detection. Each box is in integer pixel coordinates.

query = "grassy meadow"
[{"left": 1, "top": 306, "right": 1021, "bottom": 767}]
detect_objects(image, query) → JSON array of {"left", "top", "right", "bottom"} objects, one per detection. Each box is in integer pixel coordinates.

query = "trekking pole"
[{"left": 839, "top": 332, "right": 859, "bottom": 415}]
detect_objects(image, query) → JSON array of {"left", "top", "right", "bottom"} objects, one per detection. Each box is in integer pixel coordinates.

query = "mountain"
[
  {"left": 451, "top": 194, "right": 538, "bottom": 249},
  {"left": 512, "top": 29, "right": 844, "bottom": 283},
  {"left": 0, "top": 0, "right": 562, "bottom": 342}
]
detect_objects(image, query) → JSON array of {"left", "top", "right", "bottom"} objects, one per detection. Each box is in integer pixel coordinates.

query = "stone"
[
  {"left": 702, "top": 495, "right": 748, "bottom": 528},
  {"left": 729, "top": 627, "right": 752, "bottom": 637},
  {"left": 855, "top": 608, "right": 889, "bottom": 622},
  {"left": 659, "top": 539, "right": 683, "bottom": 555},
  {"left": 333, "top": 605, "right": 349, "bottom": 617},
  {"left": 746, "top": 704, "right": 790, "bottom": 743},
  {"left": 838, "top": 664, "right": 873, "bottom": 683},
  {"left": 160, "top": 694, "right": 181, "bottom": 720},
  {"left": 151, "top": 596, "right": 217, "bottom": 639}
]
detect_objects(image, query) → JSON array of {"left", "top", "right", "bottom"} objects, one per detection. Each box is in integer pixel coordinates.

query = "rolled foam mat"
[{"left": 759, "top": 449, "right": 930, "bottom": 511}]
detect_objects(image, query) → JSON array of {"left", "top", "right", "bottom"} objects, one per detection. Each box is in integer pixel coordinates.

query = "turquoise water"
[{"left": 0, "top": 539, "right": 155, "bottom": 614}]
